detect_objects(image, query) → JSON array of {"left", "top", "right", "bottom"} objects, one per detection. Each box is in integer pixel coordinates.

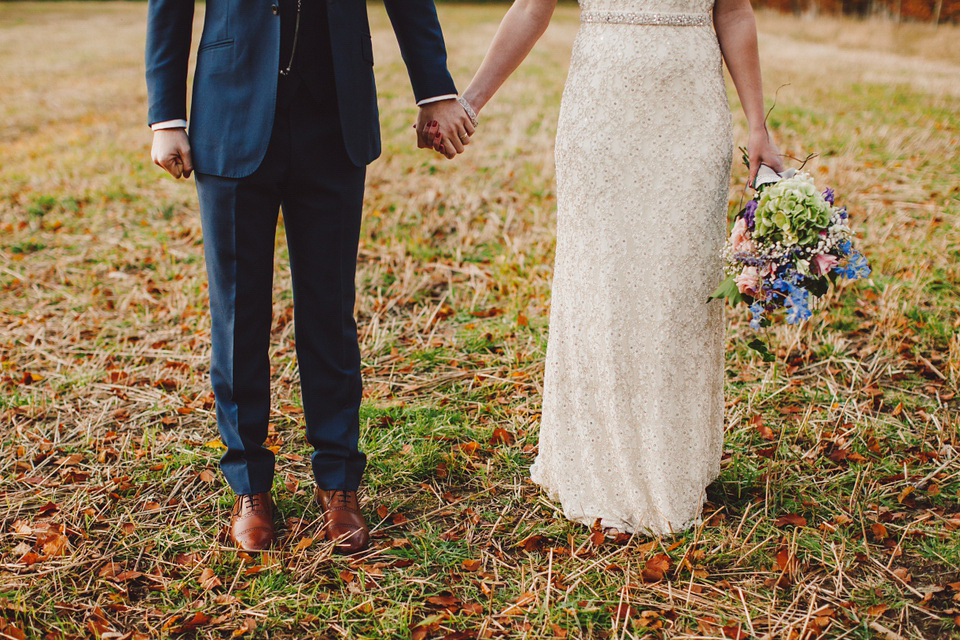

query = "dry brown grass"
[{"left": 1, "top": 3, "right": 958, "bottom": 639}]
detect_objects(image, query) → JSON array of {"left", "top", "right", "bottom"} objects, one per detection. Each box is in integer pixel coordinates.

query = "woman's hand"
[{"left": 747, "top": 127, "right": 784, "bottom": 188}]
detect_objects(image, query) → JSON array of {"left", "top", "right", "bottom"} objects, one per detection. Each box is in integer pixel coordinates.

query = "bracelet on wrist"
[{"left": 457, "top": 96, "right": 479, "bottom": 128}]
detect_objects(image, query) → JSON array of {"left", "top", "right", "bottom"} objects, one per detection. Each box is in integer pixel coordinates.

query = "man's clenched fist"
[{"left": 151, "top": 128, "right": 194, "bottom": 179}]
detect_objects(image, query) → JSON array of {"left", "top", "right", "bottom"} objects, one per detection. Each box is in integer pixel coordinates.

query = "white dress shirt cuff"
[
  {"left": 151, "top": 119, "right": 188, "bottom": 131},
  {"left": 416, "top": 95, "right": 458, "bottom": 107}
]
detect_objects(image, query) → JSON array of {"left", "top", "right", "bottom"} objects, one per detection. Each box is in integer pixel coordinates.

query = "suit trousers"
[{"left": 195, "top": 81, "right": 367, "bottom": 495}]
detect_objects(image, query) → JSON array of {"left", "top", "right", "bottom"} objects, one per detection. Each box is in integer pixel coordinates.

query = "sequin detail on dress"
[
  {"left": 530, "top": 0, "right": 733, "bottom": 535},
  {"left": 580, "top": 11, "right": 710, "bottom": 26}
]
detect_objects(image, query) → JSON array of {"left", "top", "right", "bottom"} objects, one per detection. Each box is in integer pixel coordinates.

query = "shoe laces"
[
  {"left": 329, "top": 490, "right": 352, "bottom": 510},
  {"left": 240, "top": 493, "right": 268, "bottom": 514}
]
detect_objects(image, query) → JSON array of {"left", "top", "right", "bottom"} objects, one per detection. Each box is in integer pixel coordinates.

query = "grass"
[{"left": 1, "top": 2, "right": 959, "bottom": 639}]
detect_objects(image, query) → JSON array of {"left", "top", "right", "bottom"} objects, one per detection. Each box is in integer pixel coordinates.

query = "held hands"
[
  {"left": 151, "top": 128, "right": 194, "bottom": 179},
  {"left": 415, "top": 98, "right": 475, "bottom": 159},
  {"left": 747, "top": 126, "right": 784, "bottom": 188}
]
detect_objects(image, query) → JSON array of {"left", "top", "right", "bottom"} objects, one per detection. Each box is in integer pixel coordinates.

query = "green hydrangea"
[{"left": 753, "top": 172, "right": 832, "bottom": 247}]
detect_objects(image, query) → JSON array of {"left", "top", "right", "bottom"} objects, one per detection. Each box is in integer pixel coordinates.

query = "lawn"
[{"left": 0, "top": 2, "right": 958, "bottom": 639}]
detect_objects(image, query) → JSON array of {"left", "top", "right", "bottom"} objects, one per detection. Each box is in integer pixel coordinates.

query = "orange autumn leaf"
[
  {"left": 199, "top": 567, "right": 222, "bottom": 590},
  {"left": 613, "top": 603, "right": 635, "bottom": 620},
  {"left": 39, "top": 533, "right": 68, "bottom": 556},
  {"left": 870, "top": 523, "right": 888, "bottom": 540},
  {"left": 519, "top": 534, "right": 547, "bottom": 552},
  {"left": 293, "top": 537, "right": 314, "bottom": 553},
  {"left": 641, "top": 554, "right": 672, "bottom": 582},
  {"left": 774, "top": 513, "right": 807, "bottom": 528},
  {"left": 425, "top": 592, "right": 459, "bottom": 608},
  {"left": 756, "top": 422, "right": 776, "bottom": 440}
]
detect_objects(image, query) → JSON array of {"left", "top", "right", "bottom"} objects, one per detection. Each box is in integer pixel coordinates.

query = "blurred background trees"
[{"left": 752, "top": 0, "right": 958, "bottom": 24}]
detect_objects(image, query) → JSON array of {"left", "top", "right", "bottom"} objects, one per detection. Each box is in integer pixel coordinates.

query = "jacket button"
[{"left": 271, "top": 3, "right": 280, "bottom": 15}]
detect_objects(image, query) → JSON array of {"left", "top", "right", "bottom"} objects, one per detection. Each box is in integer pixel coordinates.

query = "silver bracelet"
[{"left": 457, "top": 96, "right": 479, "bottom": 128}]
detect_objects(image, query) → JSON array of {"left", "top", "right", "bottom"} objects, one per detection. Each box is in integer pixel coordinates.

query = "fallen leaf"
[
  {"left": 199, "top": 567, "right": 222, "bottom": 590},
  {"left": 426, "top": 591, "right": 460, "bottom": 609},
  {"left": 891, "top": 567, "right": 911, "bottom": 584},
  {"left": 774, "top": 513, "right": 807, "bottom": 528},
  {"left": 293, "top": 537, "right": 314, "bottom": 553},
  {"left": 756, "top": 422, "right": 776, "bottom": 440},
  {"left": 722, "top": 624, "right": 748, "bottom": 639},
  {"left": 114, "top": 570, "right": 143, "bottom": 582},
  {"left": 870, "top": 523, "right": 888, "bottom": 540},
  {"left": 461, "top": 602, "right": 483, "bottom": 615},
  {"left": 775, "top": 548, "right": 794, "bottom": 572},
  {"left": 641, "top": 554, "right": 672, "bottom": 583},
  {"left": 38, "top": 533, "right": 68, "bottom": 556},
  {"left": 519, "top": 534, "right": 547, "bottom": 552},
  {"left": 469, "top": 308, "right": 502, "bottom": 318},
  {"left": 613, "top": 603, "right": 635, "bottom": 620},
  {"left": 0, "top": 621, "right": 27, "bottom": 640},
  {"left": 174, "top": 612, "right": 211, "bottom": 632},
  {"left": 231, "top": 618, "right": 256, "bottom": 638},
  {"left": 865, "top": 603, "right": 888, "bottom": 616},
  {"left": 461, "top": 559, "right": 482, "bottom": 571}
]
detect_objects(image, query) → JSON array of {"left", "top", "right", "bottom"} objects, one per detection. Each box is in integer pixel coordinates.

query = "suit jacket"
[{"left": 145, "top": 0, "right": 458, "bottom": 175}]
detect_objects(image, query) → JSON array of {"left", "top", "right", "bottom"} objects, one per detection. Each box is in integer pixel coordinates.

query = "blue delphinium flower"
[
  {"left": 784, "top": 286, "right": 812, "bottom": 324},
  {"left": 743, "top": 200, "right": 757, "bottom": 230},
  {"left": 785, "top": 297, "right": 812, "bottom": 324},
  {"left": 823, "top": 188, "right": 835, "bottom": 205},
  {"left": 836, "top": 239, "right": 852, "bottom": 256},
  {"left": 749, "top": 301, "right": 765, "bottom": 329},
  {"left": 836, "top": 250, "right": 871, "bottom": 279}
]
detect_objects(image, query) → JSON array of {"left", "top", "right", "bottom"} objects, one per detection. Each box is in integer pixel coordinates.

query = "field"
[{"left": 1, "top": 2, "right": 959, "bottom": 638}]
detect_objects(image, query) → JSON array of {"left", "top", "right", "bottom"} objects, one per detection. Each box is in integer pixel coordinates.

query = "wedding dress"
[{"left": 530, "top": 0, "right": 733, "bottom": 534}]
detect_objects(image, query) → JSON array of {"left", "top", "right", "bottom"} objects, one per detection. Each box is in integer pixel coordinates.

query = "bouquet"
[{"left": 710, "top": 165, "right": 870, "bottom": 355}]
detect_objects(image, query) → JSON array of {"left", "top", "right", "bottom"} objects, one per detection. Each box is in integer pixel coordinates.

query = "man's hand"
[
  {"left": 416, "top": 99, "right": 475, "bottom": 159},
  {"left": 151, "top": 128, "right": 194, "bottom": 179}
]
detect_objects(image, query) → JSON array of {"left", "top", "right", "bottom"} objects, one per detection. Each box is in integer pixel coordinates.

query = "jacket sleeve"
[
  {"left": 145, "top": 0, "right": 195, "bottom": 126},
  {"left": 381, "top": 0, "right": 458, "bottom": 102}
]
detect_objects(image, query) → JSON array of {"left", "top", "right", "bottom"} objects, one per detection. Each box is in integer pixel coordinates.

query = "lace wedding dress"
[{"left": 530, "top": 0, "right": 733, "bottom": 535}]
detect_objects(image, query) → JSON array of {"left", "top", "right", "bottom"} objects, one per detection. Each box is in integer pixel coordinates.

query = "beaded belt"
[{"left": 580, "top": 10, "right": 710, "bottom": 26}]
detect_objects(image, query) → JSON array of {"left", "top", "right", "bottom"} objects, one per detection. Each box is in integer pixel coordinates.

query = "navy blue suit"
[{"left": 146, "top": 0, "right": 456, "bottom": 494}]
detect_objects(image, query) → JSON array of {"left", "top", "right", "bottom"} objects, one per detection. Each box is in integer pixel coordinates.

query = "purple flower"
[
  {"left": 744, "top": 200, "right": 758, "bottom": 230},
  {"left": 823, "top": 188, "right": 835, "bottom": 205}
]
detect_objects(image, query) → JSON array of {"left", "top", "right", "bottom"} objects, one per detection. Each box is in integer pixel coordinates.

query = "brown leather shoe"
[
  {"left": 316, "top": 488, "right": 369, "bottom": 555},
  {"left": 228, "top": 492, "right": 275, "bottom": 552}
]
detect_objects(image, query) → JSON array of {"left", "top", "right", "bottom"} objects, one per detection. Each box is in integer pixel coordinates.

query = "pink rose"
[
  {"left": 812, "top": 253, "right": 839, "bottom": 276},
  {"left": 735, "top": 266, "right": 761, "bottom": 297},
  {"left": 730, "top": 218, "right": 750, "bottom": 252}
]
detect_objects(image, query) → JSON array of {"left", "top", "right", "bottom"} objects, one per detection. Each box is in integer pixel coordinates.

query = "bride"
[{"left": 454, "top": 0, "right": 784, "bottom": 533}]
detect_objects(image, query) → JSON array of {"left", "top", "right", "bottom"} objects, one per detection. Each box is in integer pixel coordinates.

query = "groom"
[{"left": 146, "top": 0, "right": 474, "bottom": 553}]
